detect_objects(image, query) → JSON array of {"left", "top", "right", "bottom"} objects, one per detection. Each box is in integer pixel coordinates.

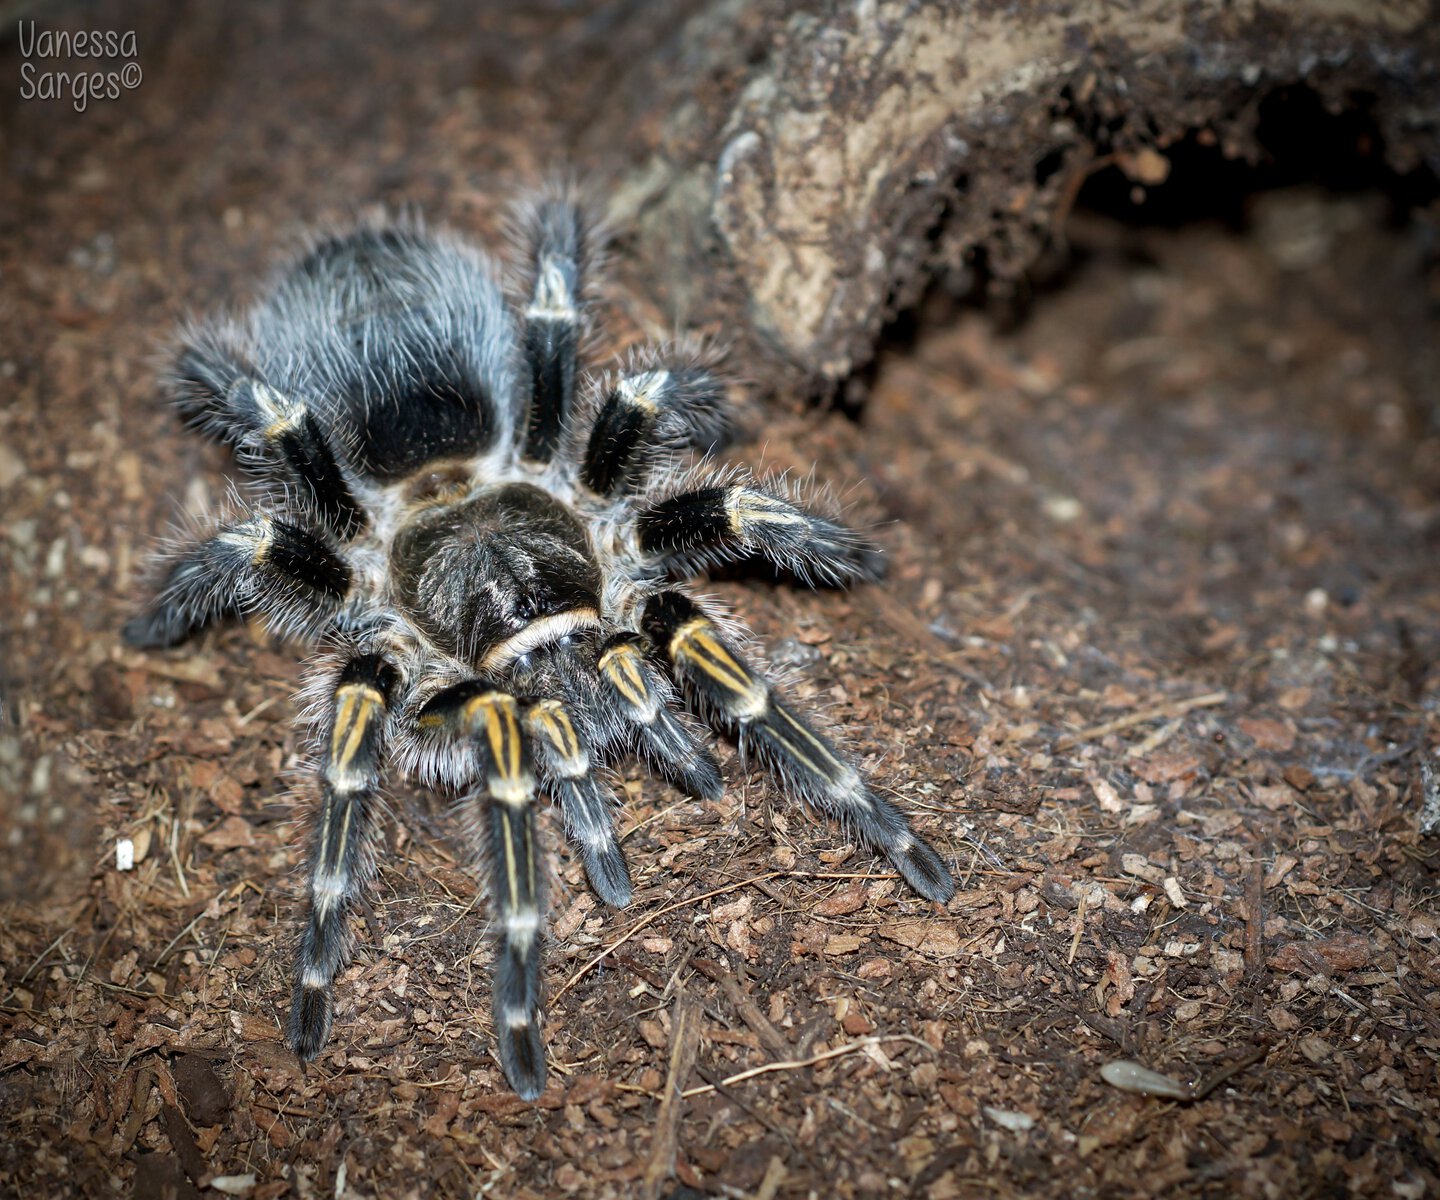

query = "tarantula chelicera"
[{"left": 125, "top": 192, "right": 955, "bottom": 1100}]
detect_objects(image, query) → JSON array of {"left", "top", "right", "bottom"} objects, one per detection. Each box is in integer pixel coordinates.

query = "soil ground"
[{"left": 2, "top": 4, "right": 1437, "bottom": 1198}]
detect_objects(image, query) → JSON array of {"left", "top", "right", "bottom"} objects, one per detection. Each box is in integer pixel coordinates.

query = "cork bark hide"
[{"left": 581, "top": 0, "right": 1438, "bottom": 392}]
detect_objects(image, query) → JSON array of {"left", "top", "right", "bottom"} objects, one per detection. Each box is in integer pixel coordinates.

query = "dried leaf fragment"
[
  {"left": 1267, "top": 931, "right": 1371, "bottom": 974},
  {"left": 823, "top": 933, "right": 867, "bottom": 956},
  {"left": 199, "top": 816, "right": 257, "bottom": 852},
  {"left": 878, "top": 919, "right": 962, "bottom": 958}
]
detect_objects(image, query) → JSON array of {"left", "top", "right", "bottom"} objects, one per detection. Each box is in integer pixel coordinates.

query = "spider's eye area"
[
  {"left": 402, "top": 462, "right": 473, "bottom": 508},
  {"left": 390, "top": 483, "right": 601, "bottom": 667}
]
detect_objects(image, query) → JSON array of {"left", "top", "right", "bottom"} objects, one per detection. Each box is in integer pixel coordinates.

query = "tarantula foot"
[
  {"left": 886, "top": 833, "right": 956, "bottom": 905},
  {"left": 497, "top": 1013, "right": 547, "bottom": 1102},
  {"left": 582, "top": 839, "right": 634, "bottom": 909},
  {"left": 672, "top": 741, "right": 724, "bottom": 803},
  {"left": 287, "top": 983, "right": 334, "bottom": 1061},
  {"left": 121, "top": 606, "right": 201, "bottom": 649}
]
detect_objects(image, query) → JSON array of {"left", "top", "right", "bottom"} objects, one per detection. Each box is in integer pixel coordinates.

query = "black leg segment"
[
  {"left": 580, "top": 364, "right": 729, "bottom": 498},
  {"left": 123, "top": 513, "right": 351, "bottom": 649},
  {"left": 643, "top": 592, "right": 954, "bottom": 903},
  {"left": 636, "top": 482, "right": 885, "bottom": 585},
  {"left": 265, "top": 405, "right": 367, "bottom": 540},
  {"left": 289, "top": 653, "right": 399, "bottom": 1060},
  {"left": 519, "top": 197, "right": 588, "bottom": 464},
  {"left": 172, "top": 334, "right": 366, "bottom": 540}
]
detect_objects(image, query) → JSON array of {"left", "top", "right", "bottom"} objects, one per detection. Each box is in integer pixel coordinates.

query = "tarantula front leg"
[
  {"left": 635, "top": 480, "right": 885, "bottom": 586},
  {"left": 524, "top": 698, "right": 633, "bottom": 907},
  {"left": 123, "top": 511, "right": 351, "bottom": 648},
  {"left": 642, "top": 592, "right": 955, "bottom": 904},
  {"left": 416, "top": 684, "right": 549, "bottom": 1100},
  {"left": 596, "top": 634, "right": 724, "bottom": 802},
  {"left": 290, "top": 652, "right": 400, "bottom": 1059}
]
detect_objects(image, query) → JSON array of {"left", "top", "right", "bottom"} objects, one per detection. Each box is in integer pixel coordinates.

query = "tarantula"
[{"left": 125, "top": 191, "right": 955, "bottom": 1100}]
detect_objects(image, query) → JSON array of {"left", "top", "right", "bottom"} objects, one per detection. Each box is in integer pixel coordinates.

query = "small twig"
[
  {"left": 1055, "top": 691, "right": 1227, "bottom": 751},
  {"left": 1126, "top": 718, "right": 1180, "bottom": 759},
  {"left": 754, "top": 1156, "right": 788, "bottom": 1200},
  {"left": 691, "top": 958, "right": 792, "bottom": 1061},
  {"left": 1245, "top": 858, "right": 1264, "bottom": 974},
  {"left": 234, "top": 696, "right": 280, "bottom": 727},
  {"left": 248, "top": 1096, "right": 329, "bottom": 1120},
  {"left": 641, "top": 989, "right": 701, "bottom": 1200},
  {"left": 1067, "top": 889, "right": 1089, "bottom": 966},
  {"left": 679, "top": 1034, "right": 935, "bottom": 1099},
  {"left": 18, "top": 928, "right": 71, "bottom": 984},
  {"left": 151, "top": 903, "right": 218, "bottom": 971},
  {"left": 1189, "top": 1044, "right": 1270, "bottom": 1101},
  {"left": 169, "top": 814, "right": 190, "bottom": 899},
  {"left": 692, "top": 1065, "right": 819, "bottom": 1171}
]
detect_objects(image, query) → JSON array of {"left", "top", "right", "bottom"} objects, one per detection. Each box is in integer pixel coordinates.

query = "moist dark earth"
[{"left": 2, "top": 5, "right": 1438, "bottom": 1199}]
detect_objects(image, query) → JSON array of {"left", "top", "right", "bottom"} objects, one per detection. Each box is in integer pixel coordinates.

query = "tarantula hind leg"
[
  {"left": 417, "top": 685, "right": 549, "bottom": 1100},
  {"left": 516, "top": 192, "right": 591, "bottom": 465},
  {"left": 643, "top": 591, "right": 955, "bottom": 904},
  {"left": 289, "top": 653, "right": 399, "bottom": 1060}
]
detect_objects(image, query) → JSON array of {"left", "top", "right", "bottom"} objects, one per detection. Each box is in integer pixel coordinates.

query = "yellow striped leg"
[
  {"left": 525, "top": 699, "right": 633, "bottom": 907},
  {"left": 642, "top": 592, "right": 955, "bottom": 903},
  {"left": 419, "top": 684, "right": 548, "bottom": 1100},
  {"left": 289, "top": 653, "right": 397, "bottom": 1059},
  {"left": 597, "top": 635, "right": 723, "bottom": 801}
]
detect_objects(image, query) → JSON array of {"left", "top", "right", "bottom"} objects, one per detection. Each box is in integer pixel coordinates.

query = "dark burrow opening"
[{"left": 861, "top": 82, "right": 1439, "bottom": 385}]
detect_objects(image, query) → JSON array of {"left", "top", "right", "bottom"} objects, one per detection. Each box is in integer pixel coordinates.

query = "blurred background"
[{"left": 1, "top": 2, "right": 1437, "bottom": 1197}]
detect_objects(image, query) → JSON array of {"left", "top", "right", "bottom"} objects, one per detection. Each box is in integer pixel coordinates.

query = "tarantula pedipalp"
[{"left": 125, "top": 193, "right": 956, "bottom": 1100}]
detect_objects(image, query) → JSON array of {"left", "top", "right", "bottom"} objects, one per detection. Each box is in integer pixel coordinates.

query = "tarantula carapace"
[{"left": 125, "top": 192, "right": 955, "bottom": 1100}]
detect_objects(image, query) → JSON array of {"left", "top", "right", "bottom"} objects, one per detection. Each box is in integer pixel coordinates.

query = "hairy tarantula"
[{"left": 125, "top": 191, "right": 955, "bottom": 1100}]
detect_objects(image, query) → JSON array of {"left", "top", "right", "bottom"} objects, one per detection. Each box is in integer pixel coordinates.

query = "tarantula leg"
[
  {"left": 636, "top": 482, "right": 885, "bottom": 585},
  {"left": 256, "top": 397, "right": 366, "bottom": 540},
  {"left": 597, "top": 634, "right": 723, "bottom": 802},
  {"left": 289, "top": 653, "right": 399, "bottom": 1060},
  {"left": 642, "top": 592, "right": 955, "bottom": 904},
  {"left": 175, "top": 335, "right": 366, "bottom": 539},
  {"left": 418, "top": 686, "right": 548, "bottom": 1100},
  {"left": 518, "top": 196, "right": 588, "bottom": 464},
  {"left": 524, "top": 699, "right": 633, "bottom": 908},
  {"left": 122, "top": 513, "right": 351, "bottom": 648},
  {"left": 579, "top": 365, "right": 729, "bottom": 498}
]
